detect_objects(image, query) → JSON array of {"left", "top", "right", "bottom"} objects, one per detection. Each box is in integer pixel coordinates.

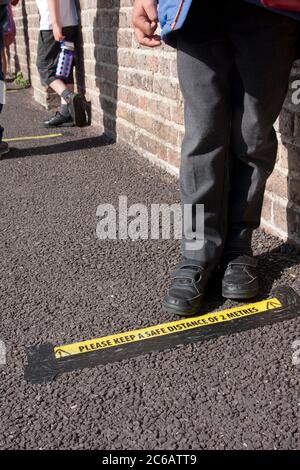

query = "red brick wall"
[
  {"left": 10, "top": 0, "right": 300, "bottom": 246},
  {"left": 263, "top": 69, "right": 300, "bottom": 245}
]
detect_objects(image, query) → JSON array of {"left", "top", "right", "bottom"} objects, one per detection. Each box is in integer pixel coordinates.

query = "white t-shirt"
[{"left": 36, "top": 0, "right": 78, "bottom": 30}]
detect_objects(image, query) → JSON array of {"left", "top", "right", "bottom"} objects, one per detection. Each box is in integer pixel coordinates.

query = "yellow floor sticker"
[
  {"left": 4, "top": 133, "right": 63, "bottom": 143},
  {"left": 54, "top": 298, "right": 282, "bottom": 359}
]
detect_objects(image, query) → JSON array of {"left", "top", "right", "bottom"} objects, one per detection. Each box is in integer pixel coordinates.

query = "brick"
[
  {"left": 266, "top": 171, "right": 288, "bottom": 200},
  {"left": 288, "top": 177, "right": 300, "bottom": 206},
  {"left": 278, "top": 142, "right": 300, "bottom": 173},
  {"left": 261, "top": 195, "right": 272, "bottom": 224},
  {"left": 286, "top": 206, "right": 300, "bottom": 241},
  {"left": 273, "top": 200, "right": 288, "bottom": 234},
  {"left": 278, "top": 108, "right": 294, "bottom": 137},
  {"left": 293, "top": 113, "right": 300, "bottom": 139}
]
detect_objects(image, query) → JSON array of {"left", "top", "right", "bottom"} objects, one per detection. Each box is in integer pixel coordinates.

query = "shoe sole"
[
  {"left": 43, "top": 122, "right": 75, "bottom": 128},
  {"left": 222, "top": 288, "right": 259, "bottom": 300},
  {"left": 70, "top": 94, "right": 87, "bottom": 127},
  {"left": 162, "top": 300, "right": 203, "bottom": 317}
]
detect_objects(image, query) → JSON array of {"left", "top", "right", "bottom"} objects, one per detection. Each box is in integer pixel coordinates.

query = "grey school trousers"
[{"left": 176, "top": 0, "right": 298, "bottom": 266}]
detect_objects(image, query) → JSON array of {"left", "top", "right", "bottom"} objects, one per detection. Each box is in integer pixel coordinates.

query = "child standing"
[
  {"left": 36, "top": 0, "right": 86, "bottom": 127},
  {"left": 133, "top": 0, "right": 299, "bottom": 315},
  {"left": 0, "top": 0, "right": 10, "bottom": 157}
]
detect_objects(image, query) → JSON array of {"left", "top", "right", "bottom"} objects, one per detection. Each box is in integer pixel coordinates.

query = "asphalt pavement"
[{"left": 0, "top": 89, "right": 300, "bottom": 450}]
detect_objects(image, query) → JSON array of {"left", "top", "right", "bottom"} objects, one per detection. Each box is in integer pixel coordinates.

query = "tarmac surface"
[{"left": 0, "top": 89, "right": 300, "bottom": 450}]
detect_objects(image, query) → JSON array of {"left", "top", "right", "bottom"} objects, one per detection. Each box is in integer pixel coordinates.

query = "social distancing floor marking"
[
  {"left": 4, "top": 133, "right": 64, "bottom": 143},
  {"left": 24, "top": 286, "right": 300, "bottom": 384},
  {"left": 54, "top": 298, "right": 282, "bottom": 359}
]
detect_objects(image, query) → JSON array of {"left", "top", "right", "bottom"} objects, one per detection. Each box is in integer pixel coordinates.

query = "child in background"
[
  {"left": 36, "top": 0, "right": 86, "bottom": 127},
  {"left": 0, "top": 0, "right": 10, "bottom": 157},
  {"left": 2, "top": 0, "right": 19, "bottom": 79}
]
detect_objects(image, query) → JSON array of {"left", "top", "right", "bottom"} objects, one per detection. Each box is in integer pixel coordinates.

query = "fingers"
[
  {"left": 55, "top": 33, "right": 65, "bottom": 42},
  {"left": 132, "top": 1, "right": 161, "bottom": 48},
  {"left": 133, "top": 14, "right": 157, "bottom": 37},
  {"left": 143, "top": 1, "right": 158, "bottom": 24},
  {"left": 134, "top": 27, "right": 161, "bottom": 47}
]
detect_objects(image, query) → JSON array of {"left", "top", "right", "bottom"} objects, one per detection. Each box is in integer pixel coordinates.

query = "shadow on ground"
[{"left": 3, "top": 135, "right": 112, "bottom": 159}]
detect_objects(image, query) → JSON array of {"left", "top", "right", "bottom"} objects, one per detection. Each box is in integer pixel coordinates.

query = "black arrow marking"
[
  {"left": 266, "top": 300, "right": 282, "bottom": 310},
  {"left": 55, "top": 349, "right": 71, "bottom": 358}
]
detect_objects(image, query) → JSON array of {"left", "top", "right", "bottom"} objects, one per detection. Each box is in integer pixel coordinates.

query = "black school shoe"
[
  {"left": 67, "top": 93, "right": 87, "bottom": 127},
  {"left": 222, "top": 254, "right": 259, "bottom": 300},
  {"left": 163, "top": 259, "right": 211, "bottom": 316},
  {"left": 43, "top": 112, "right": 75, "bottom": 128}
]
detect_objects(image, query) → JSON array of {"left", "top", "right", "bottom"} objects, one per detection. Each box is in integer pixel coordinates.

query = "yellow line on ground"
[
  {"left": 54, "top": 297, "right": 282, "bottom": 358},
  {"left": 4, "top": 133, "right": 64, "bottom": 142}
]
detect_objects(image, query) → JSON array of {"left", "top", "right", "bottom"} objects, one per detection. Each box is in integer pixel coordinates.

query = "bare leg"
[
  {"left": 49, "top": 80, "right": 75, "bottom": 105},
  {"left": 49, "top": 78, "right": 69, "bottom": 100}
]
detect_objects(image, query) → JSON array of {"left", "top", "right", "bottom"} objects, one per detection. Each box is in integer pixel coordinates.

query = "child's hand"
[
  {"left": 53, "top": 23, "right": 65, "bottom": 42},
  {"left": 132, "top": 0, "right": 161, "bottom": 47}
]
